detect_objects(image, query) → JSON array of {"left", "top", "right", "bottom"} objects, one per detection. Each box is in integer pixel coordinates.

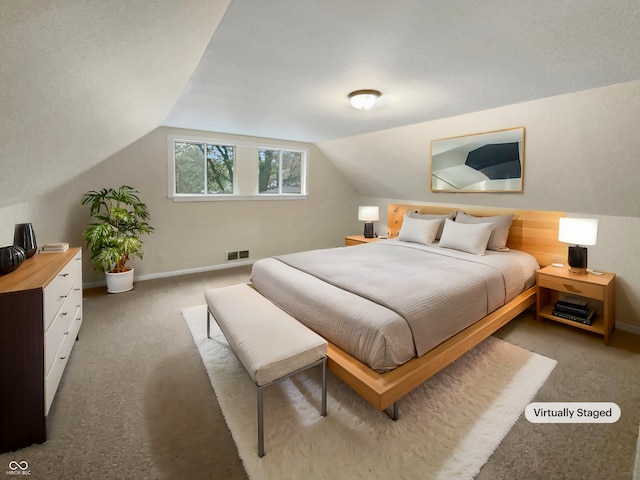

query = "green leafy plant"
[{"left": 81, "top": 185, "right": 154, "bottom": 273}]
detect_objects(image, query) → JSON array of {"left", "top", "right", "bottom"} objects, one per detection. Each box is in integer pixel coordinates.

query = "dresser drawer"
[
  {"left": 44, "top": 279, "right": 82, "bottom": 376},
  {"left": 43, "top": 251, "right": 82, "bottom": 330},
  {"left": 44, "top": 304, "right": 82, "bottom": 415},
  {"left": 537, "top": 274, "right": 603, "bottom": 300}
]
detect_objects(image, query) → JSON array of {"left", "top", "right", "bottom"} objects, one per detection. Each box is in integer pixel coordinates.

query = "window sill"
[{"left": 170, "top": 194, "right": 309, "bottom": 202}]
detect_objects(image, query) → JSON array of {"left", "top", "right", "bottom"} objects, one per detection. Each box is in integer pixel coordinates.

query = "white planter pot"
[{"left": 105, "top": 268, "right": 134, "bottom": 294}]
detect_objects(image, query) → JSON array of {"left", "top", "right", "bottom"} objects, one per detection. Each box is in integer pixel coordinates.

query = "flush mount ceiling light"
[{"left": 348, "top": 89, "right": 381, "bottom": 110}]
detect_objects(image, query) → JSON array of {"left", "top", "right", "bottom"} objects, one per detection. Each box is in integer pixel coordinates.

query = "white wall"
[{"left": 0, "top": 127, "right": 362, "bottom": 285}]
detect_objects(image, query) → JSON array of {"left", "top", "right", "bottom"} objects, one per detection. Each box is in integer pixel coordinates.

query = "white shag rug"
[{"left": 182, "top": 305, "right": 557, "bottom": 480}]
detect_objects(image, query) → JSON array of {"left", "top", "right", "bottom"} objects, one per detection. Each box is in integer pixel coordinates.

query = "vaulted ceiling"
[
  {"left": 164, "top": 0, "right": 640, "bottom": 142},
  {"left": 2, "top": 1, "right": 640, "bottom": 207}
]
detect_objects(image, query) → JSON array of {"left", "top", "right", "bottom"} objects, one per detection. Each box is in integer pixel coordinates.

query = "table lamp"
[
  {"left": 558, "top": 217, "right": 598, "bottom": 274},
  {"left": 358, "top": 206, "right": 379, "bottom": 238}
]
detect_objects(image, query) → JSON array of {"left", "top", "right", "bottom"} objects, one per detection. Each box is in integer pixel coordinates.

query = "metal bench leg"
[
  {"left": 206, "top": 309, "right": 211, "bottom": 339},
  {"left": 258, "top": 386, "right": 265, "bottom": 457}
]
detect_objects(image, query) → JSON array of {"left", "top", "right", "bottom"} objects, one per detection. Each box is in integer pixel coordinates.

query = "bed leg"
[
  {"left": 321, "top": 357, "right": 327, "bottom": 417},
  {"left": 385, "top": 402, "right": 399, "bottom": 421}
]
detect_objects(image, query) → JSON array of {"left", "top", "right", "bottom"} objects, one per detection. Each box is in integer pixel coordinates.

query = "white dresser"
[{"left": 0, "top": 248, "right": 83, "bottom": 453}]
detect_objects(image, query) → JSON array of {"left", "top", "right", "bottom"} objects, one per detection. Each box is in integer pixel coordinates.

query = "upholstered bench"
[{"left": 204, "top": 283, "right": 328, "bottom": 457}]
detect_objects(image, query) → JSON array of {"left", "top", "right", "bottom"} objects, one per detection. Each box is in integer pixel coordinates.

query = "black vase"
[
  {"left": 14, "top": 223, "right": 37, "bottom": 258},
  {"left": 0, "top": 245, "right": 26, "bottom": 274}
]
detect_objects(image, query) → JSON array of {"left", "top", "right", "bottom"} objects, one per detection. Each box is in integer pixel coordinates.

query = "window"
[
  {"left": 168, "top": 134, "right": 307, "bottom": 200},
  {"left": 173, "top": 141, "right": 234, "bottom": 195},
  {"left": 258, "top": 149, "right": 304, "bottom": 195}
]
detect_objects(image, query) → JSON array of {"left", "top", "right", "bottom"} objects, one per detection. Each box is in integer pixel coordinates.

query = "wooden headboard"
[{"left": 388, "top": 204, "right": 566, "bottom": 267}]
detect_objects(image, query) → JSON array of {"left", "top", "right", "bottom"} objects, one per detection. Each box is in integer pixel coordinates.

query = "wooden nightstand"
[
  {"left": 344, "top": 235, "right": 379, "bottom": 246},
  {"left": 536, "top": 265, "right": 615, "bottom": 345}
]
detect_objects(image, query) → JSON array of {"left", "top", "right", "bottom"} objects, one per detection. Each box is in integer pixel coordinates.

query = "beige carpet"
[
  {"left": 183, "top": 304, "right": 557, "bottom": 480},
  {"left": 1, "top": 267, "right": 636, "bottom": 479}
]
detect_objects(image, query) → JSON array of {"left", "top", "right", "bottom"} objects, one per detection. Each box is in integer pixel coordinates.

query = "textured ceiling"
[
  {"left": 2, "top": 1, "right": 640, "bottom": 209},
  {"left": 163, "top": 0, "right": 640, "bottom": 142},
  {"left": 0, "top": 0, "right": 230, "bottom": 207}
]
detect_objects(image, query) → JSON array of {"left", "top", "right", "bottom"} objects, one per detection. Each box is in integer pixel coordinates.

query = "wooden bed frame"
[{"left": 325, "top": 204, "right": 566, "bottom": 415}]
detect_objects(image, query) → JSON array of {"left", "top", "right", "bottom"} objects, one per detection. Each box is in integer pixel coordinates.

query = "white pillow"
[
  {"left": 454, "top": 211, "right": 514, "bottom": 251},
  {"left": 406, "top": 211, "right": 455, "bottom": 240},
  {"left": 439, "top": 218, "right": 494, "bottom": 255},
  {"left": 398, "top": 216, "right": 442, "bottom": 245}
]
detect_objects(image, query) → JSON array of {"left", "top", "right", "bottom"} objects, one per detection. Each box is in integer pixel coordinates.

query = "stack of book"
[
  {"left": 552, "top": 295, "right": 596, "bottom": 325},
  {"left": 40, "top": 243, "right": 69, "bottom": 253}
]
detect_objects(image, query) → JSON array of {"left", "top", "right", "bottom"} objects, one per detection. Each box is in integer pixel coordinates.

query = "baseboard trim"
[
  {"left": 83, "top": 259, "right": 255, "bottom": 289},
  {"left": 616, "top": 321, "right": 640, "bottom": 336}
]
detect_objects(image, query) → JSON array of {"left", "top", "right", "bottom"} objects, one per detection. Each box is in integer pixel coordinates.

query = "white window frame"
[
  {"left": 168, "top": 134, "right": 308, "bottom": 201},
  {"left": 168, "top": 134, "right": 237, "bottom": 200},
  {"left": 257, "top": 147, "right": 307, "bottom": 196}
]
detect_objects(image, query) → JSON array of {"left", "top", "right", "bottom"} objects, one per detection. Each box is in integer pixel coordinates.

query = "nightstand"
[
  {"left": 344, "top": 235, "right": 379, "bottom": 246},
  {"left": 536, "top": 265, "right": 615, "bottom": 345}
]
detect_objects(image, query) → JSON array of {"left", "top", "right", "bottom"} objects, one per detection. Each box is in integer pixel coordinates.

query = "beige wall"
[
  {"left": 1, "top": 127, "right": 362, "bottom": 284},
  {"left": 315, "top": 81, "right": 640, "bottom": 331},
  {"left": 2, "top": 81, "right": 638, "bottom": 330}
]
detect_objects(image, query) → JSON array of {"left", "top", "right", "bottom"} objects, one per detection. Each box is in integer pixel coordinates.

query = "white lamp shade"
[
  {"left": 358, "top": 206, "right": 379, "bottom": 222},
  {"left": 558, "top": 217, "right": 598, "bottom": 246}
]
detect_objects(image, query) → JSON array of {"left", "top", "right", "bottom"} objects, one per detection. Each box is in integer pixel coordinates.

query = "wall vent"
[{"left": 226, "top": 250, "right": 250, "bottom": 262}]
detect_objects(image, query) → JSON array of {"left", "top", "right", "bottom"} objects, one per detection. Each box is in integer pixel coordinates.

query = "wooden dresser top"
[{"left": 0, "top": 248, "right": 81, "bottom": 294}]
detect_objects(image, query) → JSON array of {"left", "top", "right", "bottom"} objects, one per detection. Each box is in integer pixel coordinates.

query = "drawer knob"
[
  {"left": 59, "top": 356, "right": 66, "bottom": 360},
  {"left": 59, "top": 295, "right": 67, "bottom": 299},
  {"left": 59, "top": 312, "right": 67, "bottom": 316},
  {"left": 76, "top": 317, "right": 82, "bottom": 321},
  {"left": 64, "top": 331, "right": 70, "bottom": 335},
  {"left": 59, "top": 273, "right": 69, "bottom": 278}
]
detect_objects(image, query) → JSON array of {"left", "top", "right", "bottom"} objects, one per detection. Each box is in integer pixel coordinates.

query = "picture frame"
[{"left": 430, "top": 127, "right": 525, "bottom": 192}]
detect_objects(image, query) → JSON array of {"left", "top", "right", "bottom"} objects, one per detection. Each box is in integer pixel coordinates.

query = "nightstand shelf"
[{"left": 536, "top": 265, "right": 615, "bottom": 345}]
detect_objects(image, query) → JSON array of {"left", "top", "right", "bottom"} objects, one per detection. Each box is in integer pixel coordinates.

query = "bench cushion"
[{"left": 205, "top": 284, "right": 327, "bottom": 386}]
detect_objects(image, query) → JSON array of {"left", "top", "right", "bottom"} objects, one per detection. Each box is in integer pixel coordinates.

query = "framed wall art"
[{"left": 430, "top": 127, "right": 525, "bottom": 192}]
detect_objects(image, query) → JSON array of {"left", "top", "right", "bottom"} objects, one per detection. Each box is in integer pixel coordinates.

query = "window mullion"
[
  {"left": 203, "top": 143, "right": 208, "bottom": 195},
  {"left": 278, "top": 151, "right": 283, "bottom": 194}
]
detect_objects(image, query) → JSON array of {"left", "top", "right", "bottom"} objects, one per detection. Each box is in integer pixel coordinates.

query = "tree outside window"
[
  {"left": 258, "top": 149, "right": 303, "bottom": 194},
  {"left": 175, "top": 142, "right": 234, "bottom": 194}
]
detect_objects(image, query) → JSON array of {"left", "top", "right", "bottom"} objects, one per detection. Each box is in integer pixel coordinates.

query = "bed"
[{"left": 251, "top": 204, "right": 566, "bottom": 416}]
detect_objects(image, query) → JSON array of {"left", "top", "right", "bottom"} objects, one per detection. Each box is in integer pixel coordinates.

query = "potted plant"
[{"left": 81, "top": 185, "right": 154, "bottom": 293}]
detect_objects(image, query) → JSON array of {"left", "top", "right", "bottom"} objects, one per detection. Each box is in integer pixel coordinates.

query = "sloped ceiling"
[
  {"left": 164, "top": 0, "right": 640, "bottom": 143},
  {"left": 2, "top": 1, "right": 640, "bottom": 209},
  {"left": 0, "top": 0, "right": 230, "bottom": 208}
]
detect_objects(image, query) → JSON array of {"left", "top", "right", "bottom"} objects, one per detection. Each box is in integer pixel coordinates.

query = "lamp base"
[
  {"left": 363, "top": 222, "right": 374, "bottom": 239},
  {"left": 567, "top": 245, "right": 588, "bottom": 274}
]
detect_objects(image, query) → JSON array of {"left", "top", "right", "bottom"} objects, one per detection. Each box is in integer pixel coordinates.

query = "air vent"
[{"left": 226, "top": 250, "right": 250, "bottom": 262}]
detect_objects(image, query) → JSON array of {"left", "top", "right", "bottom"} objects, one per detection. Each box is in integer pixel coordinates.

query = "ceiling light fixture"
[{"left": 348, "top": 89, "right": 381, "bottom": 110}]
